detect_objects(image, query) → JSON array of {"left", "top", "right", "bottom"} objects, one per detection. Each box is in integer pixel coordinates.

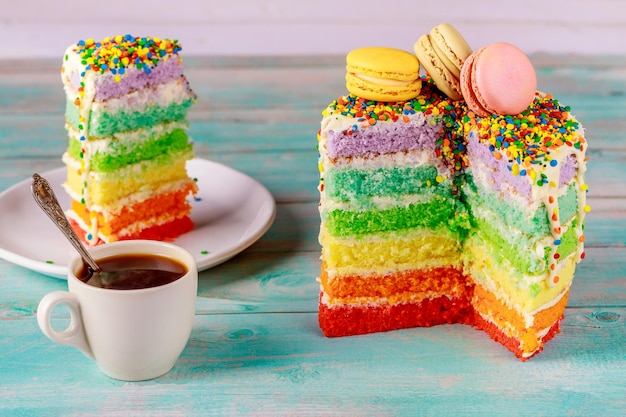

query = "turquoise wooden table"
[{"left": 0, "top": 55, "right": 624, "bottom": 416}]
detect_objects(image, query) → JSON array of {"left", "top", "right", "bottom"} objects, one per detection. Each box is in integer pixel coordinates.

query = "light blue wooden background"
[
  {"left": 0, "top": 3, "right": 625, "bottom": 415},
  {"left": 0, "top": 52, "right": 624, "bottom": 416}
]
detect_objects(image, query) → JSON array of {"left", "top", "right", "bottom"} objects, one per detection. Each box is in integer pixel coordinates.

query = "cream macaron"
[{"left": 414, "top": 23, "right": 472, "bottom": 101}]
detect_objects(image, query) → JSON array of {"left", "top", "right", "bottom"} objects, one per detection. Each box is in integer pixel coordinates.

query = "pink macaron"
[{"left": 460, "top": 42, "right": 537, "bottom": 117}]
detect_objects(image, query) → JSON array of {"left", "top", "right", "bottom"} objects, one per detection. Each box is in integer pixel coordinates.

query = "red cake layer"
[
  {"left": 319, "top": 292, "right": 475, "bottom": 337},
  {"left": 320, "top": 293, "right": 564, "bottom": 359},
  {"left": 69, "top": 216, "right": 194, "bottom": 246}
]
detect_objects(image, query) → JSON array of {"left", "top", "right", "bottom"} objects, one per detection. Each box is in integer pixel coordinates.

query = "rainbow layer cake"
[
  {"left": 317, "top": 68, "right": 589, "bottom": 360},
  {"left": 60, "top": 35, "right": 197, "bottom": 245}
]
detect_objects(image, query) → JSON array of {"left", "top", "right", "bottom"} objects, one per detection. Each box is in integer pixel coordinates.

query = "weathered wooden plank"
[
  {"left": 0, "top": 115, "right": 321, "bottom": 158},
  {"left": 1, "top": 307, "right": 623, "bottom": 416}
]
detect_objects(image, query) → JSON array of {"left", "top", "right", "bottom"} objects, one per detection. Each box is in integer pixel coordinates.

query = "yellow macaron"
[
  {"left": 345, "top": 47, "right": 422, "bottom": 102},
  {"left": 414, "top": 23, "right": 472, "bottom": 101}
]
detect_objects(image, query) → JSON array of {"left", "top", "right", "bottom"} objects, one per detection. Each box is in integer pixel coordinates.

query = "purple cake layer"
[
  {"left": 326, "top": 116, "right": 441, "bottom": 159},
  {"left": 68, "top": 57, "right": 185, "bottom": 101},
  {"left": 466, "top": 132, "right": 577, "bottom": 200}
]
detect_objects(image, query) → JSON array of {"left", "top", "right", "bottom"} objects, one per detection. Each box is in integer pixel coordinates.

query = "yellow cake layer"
[
  {"left": 464, "top": 237, "right": 576, "bottom": 316},
  {"left": 65, "top": 154, "right": 191, "bottom": 207},
  {"left": 320, "top": 226, "right": 462, "bottom": 277}
]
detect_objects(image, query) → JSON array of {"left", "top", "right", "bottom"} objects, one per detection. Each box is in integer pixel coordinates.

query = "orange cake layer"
[
  {"left": 474, "top": 312, "right": 563, "bottom": 361},
  {"left": 321, "top": 263, "right": 468, "bottom": 302},
  {"left": 71, "top": 183, "right": 197, "bottom": 236},
  {"left": 471, "top": 282, "right": 570, "bottom": 335},
  {"left": 471, "top": 283, "right": 570, "bottom": 358}
]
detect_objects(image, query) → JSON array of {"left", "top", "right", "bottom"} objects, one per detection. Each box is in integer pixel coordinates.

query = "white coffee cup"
[{"left": 37, "top": 240, "right": 198, "bottom": 381}]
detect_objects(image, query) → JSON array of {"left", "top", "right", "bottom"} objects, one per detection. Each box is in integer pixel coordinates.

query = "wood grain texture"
[
  {"left": 1, "top": 310, "right": 624, "bottom": 416},
  {"left": 0, "top": 54, "right": 625, "bottom": 416}
]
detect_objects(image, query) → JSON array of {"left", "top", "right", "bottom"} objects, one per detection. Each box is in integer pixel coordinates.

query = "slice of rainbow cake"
[{"left": 61, "top": 35, "right": 197, "bottom": 245}]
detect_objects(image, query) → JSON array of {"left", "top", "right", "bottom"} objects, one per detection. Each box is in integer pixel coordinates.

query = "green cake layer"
[
  {"left": 323, "top": 196, "right": 470, "bottom": 237},
  {"left": 464, "top": 176, "right": 580, "bottom": 275},
  {"left": 65, "top": 99, "right": 194, "bottom": 137},
  {"left": 324, "top": 165, "right": 449, "bottom": 200},
  {"left": 465, "top": 176, "right": 579, "bottom": 236},
  {"left": 471, "top": 216, "right": 580, "bottom": 275},
  {"left": 68, "top": 126, "right": 192, "bottom": 173}
]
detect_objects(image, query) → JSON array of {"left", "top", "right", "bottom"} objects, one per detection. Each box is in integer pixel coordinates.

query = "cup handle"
[{"left": 36, "top": 291, "right": 94, "bottom": 360}]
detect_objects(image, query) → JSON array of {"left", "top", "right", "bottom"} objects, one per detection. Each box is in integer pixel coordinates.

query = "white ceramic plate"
[{"left": 0, "top": 158, "right": 276, "bottom": 278}]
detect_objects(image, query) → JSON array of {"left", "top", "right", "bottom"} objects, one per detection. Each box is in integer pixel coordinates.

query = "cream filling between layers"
[
  {"left": 321, "top": 108, "right": 433, "bottom": 137},
  {"left": 319, "top": 289, "right": 466, "bottom": 308},
  {"left": 62, "top": 176, "right": 195, "bottom": 218},
  {"left": 321, "top": 148, "right": 444, "bottom": 171},
  {"left": 321, "top": 257, "right": 465, "bottom": 282},
  {"left": 85, "top": 78, "right": 193, "bottom": 115},
  {"left": 353, "top": 73, "right": 415, "bottom": 86},
  {"left": 321, "top": 193, "right": 439, "bottom": 212},
  {"left": 66, "top": 120, "right": 189, "bottom": 149}
]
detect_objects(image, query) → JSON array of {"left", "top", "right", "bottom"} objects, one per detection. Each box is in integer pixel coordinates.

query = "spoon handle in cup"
[{"left": 31, "top": 173, "right": 101, "bottom": 273}]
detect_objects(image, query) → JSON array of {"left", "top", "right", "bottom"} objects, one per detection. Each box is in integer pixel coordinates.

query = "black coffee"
[{"left": 79, "top": 254, "right": 188, "bottom": 290}]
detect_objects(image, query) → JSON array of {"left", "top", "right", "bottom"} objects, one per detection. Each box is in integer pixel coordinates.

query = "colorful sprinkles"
[
  {"left": 323, "top": 84, "right": 585, "bottom": 178},
  {"left": 69, "top": 35, "right": 182, "bottom": 81},
  {"left": 467, "top": 93, "right": 585, "bottom": 183},
  {"left": 65, "top": 35, "right": 183, "bottom": 111},
  {"left": 323, "top": 82, "right": 469, "bottom": 172}
]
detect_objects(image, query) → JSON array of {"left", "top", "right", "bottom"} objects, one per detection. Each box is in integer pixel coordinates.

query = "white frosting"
[
  {"left": 321, "top": 193, "right": 435, "bottom": 212},
  {"left": 352, "top": 73, "right": 415, "bottom": 86},
  {"left": 320, "top": 108, "right": 432, "bottom": 138}
]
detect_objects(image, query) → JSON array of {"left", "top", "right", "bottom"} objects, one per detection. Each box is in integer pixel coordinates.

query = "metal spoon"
[{"left": 31, "top": 173, "right": 101, "bottom": 279}]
